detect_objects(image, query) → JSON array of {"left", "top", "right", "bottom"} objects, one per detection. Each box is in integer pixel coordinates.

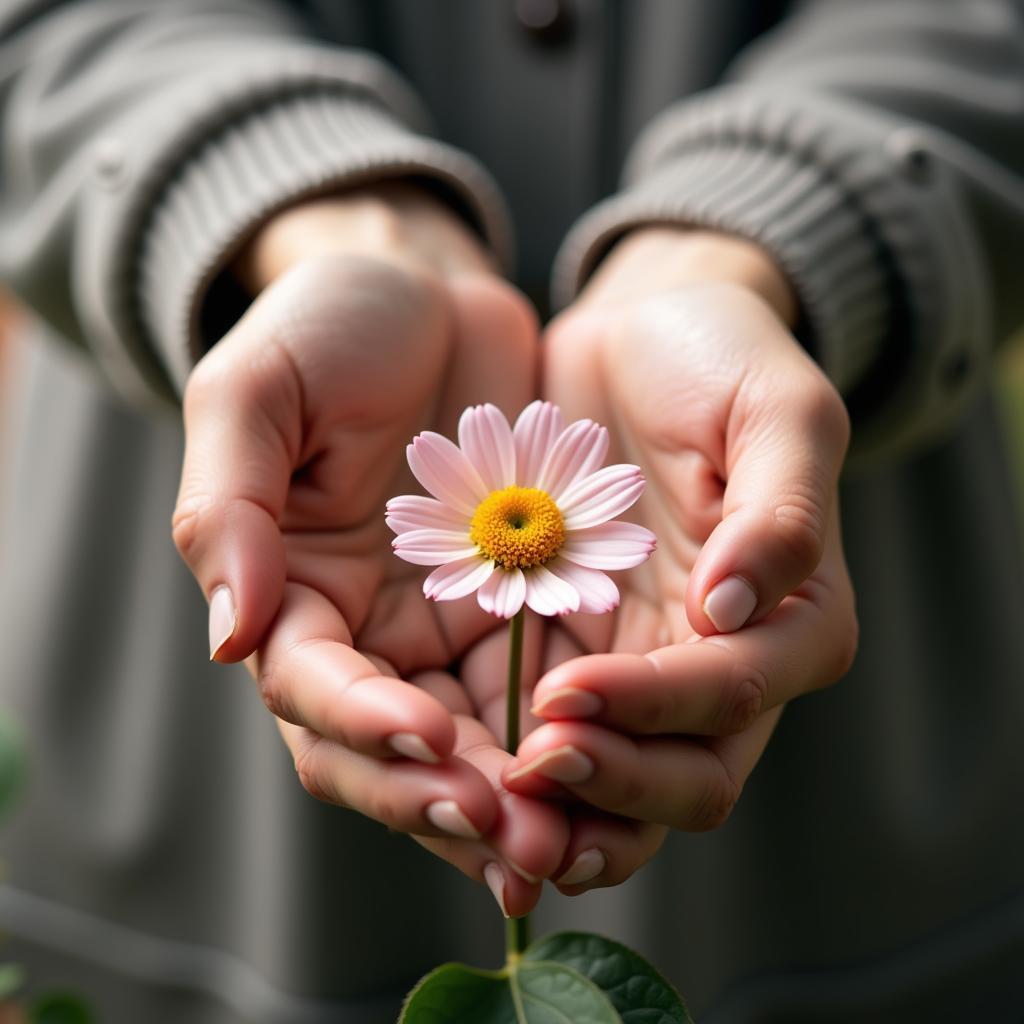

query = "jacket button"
[{"left": 514, "top": 0, "right": 573, "bottom": 45}]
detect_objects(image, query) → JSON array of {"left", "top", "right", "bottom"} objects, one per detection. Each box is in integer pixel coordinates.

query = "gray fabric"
[{"left": 1, "top": 0, "right": 1023, "bottom": 1020}]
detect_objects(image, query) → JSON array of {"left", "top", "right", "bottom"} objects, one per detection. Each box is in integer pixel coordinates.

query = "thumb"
[
  {"left": 686, "top": 376, "right": 850, "bottom": 635},
  {"left": 172, "top": 320, "right": 299, "bottom": 662}
]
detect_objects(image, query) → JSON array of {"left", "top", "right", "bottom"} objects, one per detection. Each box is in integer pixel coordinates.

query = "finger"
[
  {"left": 687, "top": 357, "right": 850, "bottom": 635},
  {"left": 280, "top": 719, "right": 498, "bottom": 840},
  {"left": 448, "top": 710, "right": 571, "bottom": 885},
  {"left": 531, "top": 534, "right": 856, "bottom": 736},
  {"left": 502, "top": 710, "right": 782, "bottom": 831},
  {"left": 411, "top": 835, "right": 544, "bottom": 920},
  {"left": 174, "top": 300, "right": 298, "bottom": 662},
  {"left": 554, "top": 816, "right": 667, "bottom": 895},
  {"left": 414, "top": 708, "right": 569, "bottom": 919},
  {"left": 255, "top": 583, "right": 457, "bottom": 762}
]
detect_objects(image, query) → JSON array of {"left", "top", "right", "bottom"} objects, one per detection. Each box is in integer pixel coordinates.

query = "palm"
[{"left": 242, "top": 255, "right": 537, "bottom": 676}]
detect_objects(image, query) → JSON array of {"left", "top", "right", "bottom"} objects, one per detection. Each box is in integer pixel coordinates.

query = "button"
[
  {"left": 514, "top": 0, "right": 572, "bottom": 45},
  {"left": 94, "top": 137, "right": 129, "bottom": 189},
  {"left": 886, "top": 129, "right": 933, "bottom": 185}
]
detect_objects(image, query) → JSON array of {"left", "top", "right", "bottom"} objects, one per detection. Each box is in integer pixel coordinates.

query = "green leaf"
[
  {"left": 0, "top": 709, "right": 25, "bottom": 822},
  {"left": 0, "top": 963, "right": 24, "bottom": 999},
  {"left": 29, "top": 993, "right": 94, "bottom": 1024},
  {"left": 525, "top": 932, "right": 693, "bottom": 1023},
  {"left": 399, "top": 958, "right": 622, "bottom": 1023}
]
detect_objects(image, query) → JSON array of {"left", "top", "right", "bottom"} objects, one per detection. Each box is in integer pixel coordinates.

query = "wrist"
[
  {"left": 579, "top": 227, "right": 797, "bottom": 328},
  {"left": 233, "top": 181, "right": 497, "bottom": 294}
]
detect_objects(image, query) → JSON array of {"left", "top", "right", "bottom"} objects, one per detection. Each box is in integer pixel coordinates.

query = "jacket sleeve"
[
  {"left": 554, "top": 0, "right": 1024, "bottom": 460},
  {"left": 0, "top": 0, "right": 512, "bottom": 404}
]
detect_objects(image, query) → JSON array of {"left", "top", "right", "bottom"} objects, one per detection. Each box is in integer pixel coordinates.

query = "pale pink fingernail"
[
  {"left": 483, "top": 862, "right": 509, "bottom": 918},
  {"left": 531, "top": 687, "right": 604, "bottom": 719},
  {"left": 208, "top": 586, "right": 237, "bottom": 660},
  {"left": 425, "top": 800, "right": 481, "bottom": 839},
  {"left": 703, "top": 575, "right": 757, "bottom": 633},
  {"left": 507, "top": 859, "right": 541, "bottom": 884},
  {"left": 389, "top": 732, "right": 441, "bottom": 764},
  {"left": 557, "top": 848, "right": 606, "bottom": 886},
  {"left": 507, "top": 745, "right": 594, "bottom": 784}
]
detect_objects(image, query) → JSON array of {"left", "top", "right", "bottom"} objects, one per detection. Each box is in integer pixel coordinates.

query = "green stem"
[{"left": 504, "top": 606, "right": 528, "bottom": 960}]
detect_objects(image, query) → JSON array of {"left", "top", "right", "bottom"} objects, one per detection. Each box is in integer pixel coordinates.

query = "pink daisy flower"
[{"left": 386, "top": 402, "right": 656, "bottom": 618}]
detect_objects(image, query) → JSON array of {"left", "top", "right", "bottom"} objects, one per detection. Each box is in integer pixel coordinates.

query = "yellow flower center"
[{"left": 469, "top": 486, "right": 565, "bottom": 570}]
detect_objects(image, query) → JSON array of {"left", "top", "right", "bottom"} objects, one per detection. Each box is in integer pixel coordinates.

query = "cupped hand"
[
  {"left": 172, "top": 186, "right": 570, "bottom": 914},
  {"left": 499, "top": 229, "right": 858, "bottom": 893}
]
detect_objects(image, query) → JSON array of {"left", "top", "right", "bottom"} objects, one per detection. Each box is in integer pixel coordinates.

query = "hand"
[
  {"left": 173, "top": 185, "right": 570, "bottom": 914},
  {"left": 498, "top": 228, "right": 858, "bottom": 892}
]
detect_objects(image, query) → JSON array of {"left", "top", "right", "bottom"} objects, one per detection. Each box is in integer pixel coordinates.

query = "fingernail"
[
  {"left": 208, "top": 586, "right": 237, "bottom": 660},
  {"left": 389, "top": 732, "right": 441, "bottom": 764},
  {"left": 507, "top": 745, "right": 594, "bottom": 784},
  {"left": 425, "top": 800, "right": 481, "bottom": 839},
  {"left": 557, "top": 848, "right": 606, "bottom": 886},
  {"left": 483, "top": 862, "right": 509, "bottom": 918},
  {"left": 703, "top": 575, "right": 757, "bottom": 633},
  {"left": 507, "top": 859, "right": 541, "bottom": 885},
  {"left": 531, "top": 687, "right": 604, "bottom": 719}
]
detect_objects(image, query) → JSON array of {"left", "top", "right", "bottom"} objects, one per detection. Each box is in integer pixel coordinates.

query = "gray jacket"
[{"left": 1, "top": 1, "right": 1023, "bottom": 1021}]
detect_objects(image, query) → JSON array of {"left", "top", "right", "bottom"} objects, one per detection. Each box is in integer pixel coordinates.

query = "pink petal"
[
  {"left": 547, "top": 557, "right": 620, "bottom": 614},
  {"left": 393, "top": 529, "right": 478, "bottom": 566},
  {"left": 523, "top": 564, "right": 581, "bottom": 617},
  {"left": 561, "top": 521, "right": 656, "bottom": 570},
  {"left": 512, "top": 401, "right": 566, "bottom": 486},
  {"left": 536, "top": 419, "right": 609, "bottom": 499},
  {"left": 458, "top": 404, "right": 516, "bottom": 492},
  {"left": 476, "top": 568, "right": 526, "bottom": 619},
  {"left": 423, "top": 556, "right": 495, "bottom": 602},
  {"left": 385, "top": 495, "right": 470, "bottom": 535},
  {"left": 407, "top": 433, "right": 489, "bottom": 516},
  {"left": 559, "top": 465, "right": 646, "bottom": 530}
]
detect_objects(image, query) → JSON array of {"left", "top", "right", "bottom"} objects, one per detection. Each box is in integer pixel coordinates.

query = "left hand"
[{"left": 493, "top": 228, "right": 858, "bottom": 893}]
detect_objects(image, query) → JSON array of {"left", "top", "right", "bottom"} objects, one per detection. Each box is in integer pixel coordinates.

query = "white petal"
[
  {"left": 407, "top": 433, "right": 489, "bottom": 516},
  {"left": 559, "top": 465, "right": 646, "bottom": 530},
  {"left": 458, "top": 404, "right": 516, "bottom": 492},
  {"left": 561, "top": 521, "right": 657, "bottom": 570},
  {"left": 546, "top": 557, "right": 620, "bottom": 614},
  {"left": 523, "top": 564, "right": 581, "bottom": 617},
  {"left": 512, "top": 401, "right": 566, "bottom": 486},
  {"left": 476, "top": 568, "right": 526, "bottom": 619},
  {"left": 537, "top": 419, "right": 609, "bottom": 499},
  {"left": 393, "top": 529, "right": 478, "bottom": 566},
  {"left": 424, "top": 556, "right": 495, "bottom": 602},
  {"left": 385, "top": 495, "right": 470, "bottom": 535}
]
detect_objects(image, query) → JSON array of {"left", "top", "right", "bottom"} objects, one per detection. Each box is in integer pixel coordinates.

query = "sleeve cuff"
[
  {"left": 140, "top": 93, "right": 513, "bottom": 393},
  {"left": 553, "top": 88, "right": 990, "bottom": 460},
  {"left": 74, "top": 50, "right": 513, "bottom": 403}
]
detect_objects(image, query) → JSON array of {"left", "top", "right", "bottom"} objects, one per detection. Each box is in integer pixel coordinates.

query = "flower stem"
[
  {"left": 504, "top": 606, "right": 529, "bottom": 961},
  {"left": 505, "top": 607, "right": 525, "bottom": 755}
]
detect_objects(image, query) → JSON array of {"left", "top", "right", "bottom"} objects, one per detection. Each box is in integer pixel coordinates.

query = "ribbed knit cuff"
[
  {"left": 553, "top": 88, "right": 990, "bottom": 459},
  {"left": 75, "top": 48, "right": 513, "bottom": 404},
  {"left": 553, "top": 146, "right": 887, "bottom": 396},
  {"left": 139, "top": 93, "right": 512, "bottom": 392}
]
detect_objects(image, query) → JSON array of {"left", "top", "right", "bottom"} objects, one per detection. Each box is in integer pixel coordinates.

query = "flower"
[{"left": 386, "top": 402, "right": 655, "bottom": 618}]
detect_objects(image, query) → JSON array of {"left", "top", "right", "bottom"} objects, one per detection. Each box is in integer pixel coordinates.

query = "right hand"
[{"left": 173, "top": 186, "right": 569, "bottom": 915}]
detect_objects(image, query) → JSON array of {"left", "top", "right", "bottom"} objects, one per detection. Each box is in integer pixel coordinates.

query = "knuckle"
[
  {"left": 293, "top": 742, "right": 333, "bottom": 804},
  {"left": 772, "top": 493, "right": 827, "bottom": 576},
  {"left": 605, "top": 771, "right": 648, "bottom": 816},
  {"left": 688, "top": 752, "right": 742, "bottom": 832},
  {"left": 255, "top": 658, "right": 291, "bottom": 723},
  {"left": 170, "top": 495, "right": 215, "bottom": 562},
  {"left": 719, "top": 665, "right": 768, "bottom": 734},
  {"left": 833, "top": 609, "right": 860, "bottom": 681}
]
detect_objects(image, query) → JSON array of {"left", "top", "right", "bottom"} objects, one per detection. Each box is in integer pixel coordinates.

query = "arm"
[{"left": 554, "top": 0, "right": 1024, "bottom": 462}]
